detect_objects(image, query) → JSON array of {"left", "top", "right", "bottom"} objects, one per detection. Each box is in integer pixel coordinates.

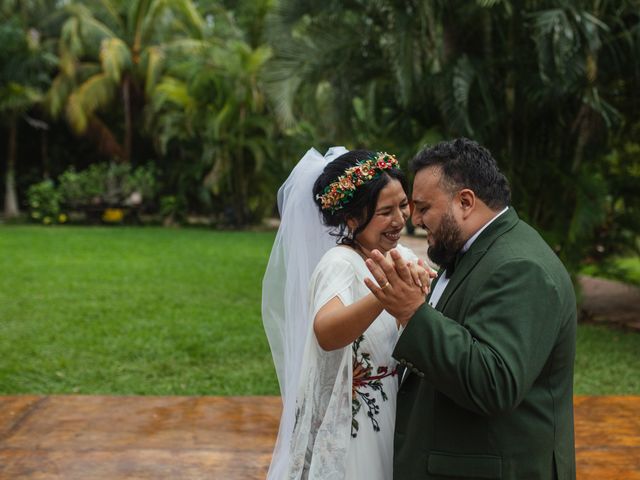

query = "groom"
[{"left": 365, "top": 138, "right": 577, "bottom": 479}]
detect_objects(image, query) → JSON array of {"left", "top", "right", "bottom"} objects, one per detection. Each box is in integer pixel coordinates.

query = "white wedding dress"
[
  {"left": 262, "top": 146, "right": 419, "bottom": 480},
  {"left": 287, "top": 244, "right": 416, "bottom": 480}
]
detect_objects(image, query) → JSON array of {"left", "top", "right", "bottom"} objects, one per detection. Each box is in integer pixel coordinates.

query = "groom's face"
[{"left": 411, "top": 166, "right": 466, "bottom": 267}]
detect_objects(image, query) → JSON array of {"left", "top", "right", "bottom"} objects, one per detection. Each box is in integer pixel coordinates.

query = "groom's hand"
[{"left": 364, "top": 249, "right": 428, "bottom": 326}]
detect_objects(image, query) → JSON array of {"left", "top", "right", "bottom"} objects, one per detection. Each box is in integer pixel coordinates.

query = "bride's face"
[{"left": 352, "top": 179, "right": 410, "bottom": 255}]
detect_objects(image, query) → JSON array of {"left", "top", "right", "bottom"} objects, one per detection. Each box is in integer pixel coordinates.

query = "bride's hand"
[
  {"left": 407, "top": 259, "right": 437, "bottom": 295},
  {"left": 364, "top": 249, "right": 428, "bottom": 325}
]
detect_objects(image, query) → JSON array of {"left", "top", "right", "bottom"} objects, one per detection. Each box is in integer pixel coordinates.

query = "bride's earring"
[{"left": 346, "top": 218, "right": 358, "bottom": 242}]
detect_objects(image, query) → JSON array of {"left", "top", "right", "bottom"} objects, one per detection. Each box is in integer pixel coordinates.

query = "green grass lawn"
[
  {"left": 581, "top": 255, "right": 640, "bottom": 286},
  {"left": 574, "top": 323, "right": 640, "bottom": 395},
  {"left": 0, "top": 225, "right": 279, "bottom": 395},
  {"left": 1, "top": 226, "right": 639, "bottom": 395}
]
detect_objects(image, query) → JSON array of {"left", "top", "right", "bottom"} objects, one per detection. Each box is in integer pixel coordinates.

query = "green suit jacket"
[{"left": 393, "top": 207, "right": 576, "bottom": 479}]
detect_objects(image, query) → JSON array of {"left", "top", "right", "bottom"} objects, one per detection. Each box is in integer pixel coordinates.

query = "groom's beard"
[{"left": 427, "top": 210, "right": 465, "bottom": 270}]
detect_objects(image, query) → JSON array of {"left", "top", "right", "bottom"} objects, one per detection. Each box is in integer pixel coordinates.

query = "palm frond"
[
  {"left": 386, "top": 10, "right": 416, "bottom": 107},
  {"left": 476, "top": 0, "right": 502, "bottom": 6},
  {"left": 244, "top": 44, "right": 272, "bottom": 75},
  {"left": 128, "top": 0, "right": 150, "bottom": 50},
  {"left": 65, "top": 72, "right": 116, "bottom": 133},
  {"left": 211, "top": 102, "right": 232, "bottom": 139},
  {"left": 263, "top": 73, "right": 302, "bottom": 127},
  {"left": 46, "top": 74, "right": 74, "bottom": 117},
  {"left": 152, "top": 76, "right": 194, "bottom": 111},
  {"left": 96, "top": 0, "right": 123, "bottom": 31},
  {"left": 0, "top": 82, "right": 42, "bottom": 113},
  {"left": 171, "top": 0, "right": 205, "bottom": 38},
  {"left": 100, "top": 37, "right": 131, "bottom": 83},
  {"left": 142, "top": 45, "right": 164, "bottom": 96},
  {"left": 60, "top": 16, "right": 84, "bottom": 57},
  {"left": 161, "top": 37, "right": 210, "bottom": 55},
  {"left": 451, "top": 55, "right": 476, "bottom": 135},
  {"left": 582, "top": 86, "right": 622, "bottom": 129},
  {"left": 137, "top": 0, "right": 205, "bottom": 51},
  {"left": 566, "top": 171, "right": 608, "bottom": 245}
]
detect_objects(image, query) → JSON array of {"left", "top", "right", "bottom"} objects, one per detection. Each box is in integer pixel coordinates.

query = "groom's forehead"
[
  {"left": 415, "top": 166, "right": 444, "bottom": 185},
  {"left": 412, "top": 168, "right": 445, "bottom": 200}
]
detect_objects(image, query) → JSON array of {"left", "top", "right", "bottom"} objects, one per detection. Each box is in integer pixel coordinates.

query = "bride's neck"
[{"left": 352, "top": 241, "right": 386, "bottom": 261}]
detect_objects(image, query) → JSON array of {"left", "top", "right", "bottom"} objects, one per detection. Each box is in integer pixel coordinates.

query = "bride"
[{"left": 263, "top": 147, "right": 432, "bottom": 479}]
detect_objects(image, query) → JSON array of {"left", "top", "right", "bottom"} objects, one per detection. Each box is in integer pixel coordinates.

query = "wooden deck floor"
[{"left": 1, "top": 395, "right": 639, "bottom": 479}]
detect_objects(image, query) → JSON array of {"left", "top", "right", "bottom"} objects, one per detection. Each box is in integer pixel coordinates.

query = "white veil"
[{"left": 262, "top": 146, "right": 348, "bottom": 479}]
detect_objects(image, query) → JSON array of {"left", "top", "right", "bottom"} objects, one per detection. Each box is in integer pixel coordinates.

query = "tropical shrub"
[
  {"left": 159, "top": 195, "right": 187, "bottom": 225},
  {"left": 27, "top": 163, "right": 157, "bottom": 224},
  {"left": 57, "top": 163, "right": 156, "bottom": 209},
  {"left": 27, "top": 179, "right": 66, "bottom": 224},
  {"left": 147, "top": 33, "right": 275, "bottom": 225}
]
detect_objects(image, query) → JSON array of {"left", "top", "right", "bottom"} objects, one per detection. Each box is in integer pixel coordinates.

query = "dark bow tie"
[{"left": 444, "top": 250, "right": 466, "bottom": 278}]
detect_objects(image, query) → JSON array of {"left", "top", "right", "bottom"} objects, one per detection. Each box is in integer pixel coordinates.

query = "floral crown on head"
[{"left": 316, "top": 152, "right": 400, "bottom": 213}]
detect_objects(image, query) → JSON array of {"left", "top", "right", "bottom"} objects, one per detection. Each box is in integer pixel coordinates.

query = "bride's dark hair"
[{"left": 312, "top": 150, "right": 408, "bottom": 246}]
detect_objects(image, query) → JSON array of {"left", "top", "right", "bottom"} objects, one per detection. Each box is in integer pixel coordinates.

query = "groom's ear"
[{"left": 458, "top": 189, "right": 476, "bottom": 219}]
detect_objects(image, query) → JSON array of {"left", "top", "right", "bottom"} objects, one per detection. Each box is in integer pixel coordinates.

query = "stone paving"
[{"left": 1, "top": 395, "right": 639, "bottom": 479}]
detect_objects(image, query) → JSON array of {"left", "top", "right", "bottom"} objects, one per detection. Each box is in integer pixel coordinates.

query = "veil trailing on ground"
[{"left": 262, "top": 147, "right": 348, "bottom": 479}]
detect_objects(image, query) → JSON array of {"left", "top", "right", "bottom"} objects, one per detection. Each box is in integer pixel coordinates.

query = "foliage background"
[
  {"left": 0, "top": 0, "right": 638, "bottom": 273},
  {"left": 1, "top": 0, "right": 639, "bottom": 396}
]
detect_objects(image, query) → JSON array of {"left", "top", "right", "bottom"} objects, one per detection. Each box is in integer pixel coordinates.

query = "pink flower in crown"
[{"left": 377, "top": 153, "right": 396, "bottom": 168}]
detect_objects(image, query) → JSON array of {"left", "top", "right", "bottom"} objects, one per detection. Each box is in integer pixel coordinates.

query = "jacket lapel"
[{"left": 436, "top": 207, "right": 519, "bottom": 313}]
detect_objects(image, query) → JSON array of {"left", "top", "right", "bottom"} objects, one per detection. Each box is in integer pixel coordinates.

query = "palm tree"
[
  {"left": 148, "top": 26, "right": 274, "bottom": 224},
  {"left": 438, "top": 0, "right": 640, "bottom": 265},
  {"left": 0, "top": 1, "right": 57, "bottom": 218},
  {"left": 265, "top": 0, "right": 640, "bottom": 268},
  {"left": 47, "top": 0, "right": 205, "bottom": 163}
]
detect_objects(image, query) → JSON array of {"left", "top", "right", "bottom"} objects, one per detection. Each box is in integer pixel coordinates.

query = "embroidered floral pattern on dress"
[{"left": 351, "top": 335, "right": 397, "bottom": 438}]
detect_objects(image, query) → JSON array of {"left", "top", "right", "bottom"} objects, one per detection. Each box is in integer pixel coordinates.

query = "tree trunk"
[
  {"left": 234, "top": 107, "right": 248, "bottom": 225},
  {"left": 4, "top": 118, "right": 20, "bottom": 218},
  {"left": 122, "top": 74, "right": 132, "bottom": 163},
  {"left": 571, "top": 105, "right": 592, "bottom": 174},
  {"left": 42, "top": 128, "right": 50, "bottom": 179},
  {"left": 505, "top": 1, "right": 520, "bottom": 182},
  {"left": 482, "top": 10, "right": 493, "bottom": 62}
]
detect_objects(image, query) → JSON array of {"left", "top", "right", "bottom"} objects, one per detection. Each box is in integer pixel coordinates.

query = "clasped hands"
[{"left": 364, "top": 249, "right": 437, "bottom": 326}]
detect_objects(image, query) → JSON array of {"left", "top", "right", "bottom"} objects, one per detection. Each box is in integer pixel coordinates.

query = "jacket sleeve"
[{"left": 393, "top": 258, "right": 562, "bottom": 416}]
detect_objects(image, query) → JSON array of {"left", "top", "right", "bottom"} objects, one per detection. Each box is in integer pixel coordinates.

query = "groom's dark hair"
[{"left": 412, "top": 137, "right": 511, "bottom": 210}]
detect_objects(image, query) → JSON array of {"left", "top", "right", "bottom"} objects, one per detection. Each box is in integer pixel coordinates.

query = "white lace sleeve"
[
  {"left": 287, "top": 250, "right": 356, "bottom": 480},
  {"left": 309, "top": 251, "right": 356, "bottom": 316}
]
